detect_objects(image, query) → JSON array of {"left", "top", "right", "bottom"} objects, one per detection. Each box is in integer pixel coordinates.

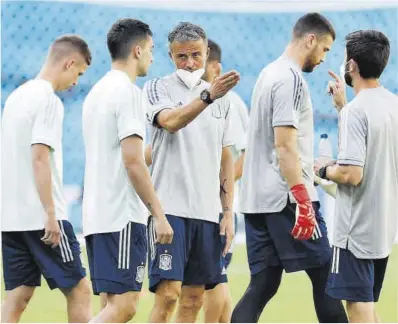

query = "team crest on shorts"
[
  {"left": 135, "top": 266, "right": 145, "bottom": 283},
  {"left": 221, "top": 266, "right": 227, "bottom": 275},
  {"left": 159, "top": 254, "right": 172, "bottom": 271}
]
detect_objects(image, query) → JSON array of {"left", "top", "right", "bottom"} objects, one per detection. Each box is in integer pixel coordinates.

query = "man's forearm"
[
  {"left": 125, "top": 158, "right": 164, "bottom": 218},
  {"left": 220, "top": 149, "right": 234, "bottom": 216},
  {"left": 158, "top": 98, "right": 208, "bottom": 133},
  {"left": 32, "top": 158, "right": 55, "bottom": 216},
  {"left": 277, "top": 146, "right": 303, "bottom": 188},
  {"left": 234, "top": 152, "right": 245, "bottom": 181},
  {"left": 326, "top": 164, "right": 360, "bottom": 186}
]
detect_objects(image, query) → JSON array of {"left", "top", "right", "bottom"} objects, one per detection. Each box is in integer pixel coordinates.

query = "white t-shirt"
[
  {"left": 82, "top": 70, "right": 148, "bottom": 236},
  {"left": 145, "top": 72, "right": 234, "bottom": 224},
  {"left": 1, "top": 79, "right": 66, "bottom": 231},
  {"left": 333, "top": 87, "right": 398, "bottom": 259},
  {"left": 240, "top": 56, "right": 318, "bottom": 214}
]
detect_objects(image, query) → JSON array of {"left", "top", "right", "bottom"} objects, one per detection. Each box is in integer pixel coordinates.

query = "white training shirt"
[
  {"left": 1, "top": 79, "right": 66, "bottom": 231},
  {"left": 145, "top": 72, "right": 234, "bottom": 224},
  {"left": 333, "top": 87, "right": 398, "bottom": 259},
  {"left": 240, "top": 56, "right": 318, "bottom": 214},
  {"left": 82, "top": 70, "right": 148, "bottom": 236}
]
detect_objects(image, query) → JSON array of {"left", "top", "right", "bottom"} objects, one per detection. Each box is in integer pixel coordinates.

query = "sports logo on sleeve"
[{"left": 159, "top": 253, "right": 172, "bottom": 271}]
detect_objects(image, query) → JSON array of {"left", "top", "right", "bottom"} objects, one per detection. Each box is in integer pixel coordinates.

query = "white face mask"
[
  {"left": 339, "top": 61, "right": 346, "bottom": 85},
  {"left": 176, "top": 68, "right": 205, "bottom": 91}
]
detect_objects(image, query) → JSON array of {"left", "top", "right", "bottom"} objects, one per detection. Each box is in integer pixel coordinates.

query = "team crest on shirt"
[
  {"left": 159, "top": 254, "right": 172, "bottom": 271},
  {"left": 211, "top": 103, "right": 222, "bottom": 119},
  {"left": 135, "top": 266, "right": 145, "bottom": 283}
]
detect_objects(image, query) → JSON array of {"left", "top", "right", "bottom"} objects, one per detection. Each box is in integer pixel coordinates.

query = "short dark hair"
[
  {"left": 107, "top": 18, "right": 153, "bottom": 61},
  {"left": 346, "top": 30, "right": 390, "bottom": 79},
  {"left": 208, "top": 39, "right": 222, "bottom": 63},
  {"left": 168, "top": 22, "right": 207, "bottom": 46},
  {"left": 52, "top": 35, "right": 92, "bottom": 65},
  {"left": 293, "top": 13, "right": 336, "bottom": 41}
]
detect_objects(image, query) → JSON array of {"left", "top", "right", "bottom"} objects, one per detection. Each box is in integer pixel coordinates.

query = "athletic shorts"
[
  {"left": 85, "top": 221, "right": 147, "bottom": 295},
  {"left": 326, "top": 246, "right": 389, "bottom": 302},
  {"left": 2, "top": 220, "right": 86, "bottom": 291},
  {"left": 244, "top": 202, "right": 331, "bottom": 275},
  {"left": 148, "top": 215, "right": 225, "bottom": 293}
]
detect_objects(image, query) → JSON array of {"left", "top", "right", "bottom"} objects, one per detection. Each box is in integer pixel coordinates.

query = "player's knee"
[
  {"left": 108, "top": 293, "right": 138, "bottom": 322},
  {"left": 67, "top": 278, "right": 91, "bottom": 302},
  {"left": 180, "top": 290, "right": 204, "bottom": 312},
  {"left": 157, "top": 281, "right": 181, "bottom": 311},
  {"left": 250, "top": 269, "right": 281, "bottom": 300},
  {"left": 119, "top": 300, "right": 136, "bottom": 322},
  {"left": 11, "top": 288, "right": 34, "bottom": 312},
  {"left": 346, "top": 301, "right": 374, "bottom": 323}
]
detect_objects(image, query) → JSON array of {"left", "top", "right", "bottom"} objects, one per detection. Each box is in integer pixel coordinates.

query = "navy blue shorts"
[
  {"left": 148, "top": 215, "right": 225, "bottom": 293},
  {"left": 244, "top": 202, "right": 331, "bottom": 275},
  {"left": 85, "top": 221, "right": 147, "bottom": 295},
  {"left": 2, "top": 220, "right": 86, "bottom": 291},
  {"left": 326, "top": 246, "right": 389, "bottom": 302}
]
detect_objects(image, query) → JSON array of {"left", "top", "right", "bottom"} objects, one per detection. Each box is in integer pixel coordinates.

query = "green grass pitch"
[{"left": 2, "top": 245, "right": 397, "bottom": 322}]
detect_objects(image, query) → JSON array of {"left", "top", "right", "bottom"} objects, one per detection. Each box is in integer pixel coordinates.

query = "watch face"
[{"left": 201, "top": 90, "right": 208, "bottom": 101}]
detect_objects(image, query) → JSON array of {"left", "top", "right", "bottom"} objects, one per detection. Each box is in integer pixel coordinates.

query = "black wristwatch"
[
  {"left": 319, "top": 166, "right": 329, "bottom": 180},
  {"left": 200, "top": 89, "right": 213, "bottom": 104}
]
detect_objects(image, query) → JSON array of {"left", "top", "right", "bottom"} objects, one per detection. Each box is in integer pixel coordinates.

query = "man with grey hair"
[{"left": 144, "top": 22, "right": 240, "bottom": 322}]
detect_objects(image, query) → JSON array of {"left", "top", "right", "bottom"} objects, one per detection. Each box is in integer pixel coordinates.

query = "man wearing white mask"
[
  {"left": 144, "top": 22, "right": 239, "bottom": 323},
  {"left": 315, "top": 30, "right": 398, "bottom": 323}
]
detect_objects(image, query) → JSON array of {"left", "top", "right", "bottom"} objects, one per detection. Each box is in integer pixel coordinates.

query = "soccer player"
[
  {"left": 82, "top": 19, "right": 173, "bottom": 323},
  {"left": 1, "top": 35, "right": 92, "bottom": 323},
  {"left": 315, "top": 30, "right": 398, "bottom": 323},
  {"left": 231, "top": 13, "right": 348, "bottom": 323},
  {"left": 144, "top": 22, "right": 239, "bottom": 322},
  {"left": 201, "top": 39, "right": 249, "bottom": 323}
]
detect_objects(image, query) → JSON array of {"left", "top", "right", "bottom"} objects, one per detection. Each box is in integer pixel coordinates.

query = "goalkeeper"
[{"left": 231, "top": 13, "right": 348, "bottom": 323}]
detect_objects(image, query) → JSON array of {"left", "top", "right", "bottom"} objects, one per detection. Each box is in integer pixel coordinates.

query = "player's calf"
[
  {"left": 149, "top": 280, "right": 181, "bottom": 323},
  {"left": 1, "top": 286, "right": 36, "bottom": 323},
  {"left": 176, "top": 285, "right": 205, "bottom": 322}
]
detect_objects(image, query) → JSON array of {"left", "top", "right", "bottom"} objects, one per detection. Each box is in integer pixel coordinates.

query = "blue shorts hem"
[
  {"left": 326, "top": 287, "right": 374, "bottom": 303},
  {"left": 149, "top": 276, "right": 183, "bottom": 293},
  {"left": 91, "top": 279, "right": 142, "bottom": 295},
  {"left": 282, "top": 254, "right": 331, "bottom": 273},
  {"left": 46, "top": 272, "right": 86, "bottom": 290},
  {"left": 4, "top": 280, "right": 41, "bottom": 291}
]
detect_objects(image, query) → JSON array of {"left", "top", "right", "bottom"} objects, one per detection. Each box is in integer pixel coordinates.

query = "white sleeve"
[
  {"left": 229, "top": 92, "right": 249, "bottom": 151},
  {"left": 222, "top": 99, "right": 235, "bottom": 147},
  {"left": 31, "top": 96, "right": 63, "bottom": 150},
  {"left": 271, "top": 70, "right": 303, "bottom": 129},
  {"left": 337, "top": 104, "right": 367, "bottom": 167},
  {"left": 116, "top": 89, "right": 145, "bottom": 141},
  {"left": 144, "top": 78, "right": 175, "bottom": 126}
]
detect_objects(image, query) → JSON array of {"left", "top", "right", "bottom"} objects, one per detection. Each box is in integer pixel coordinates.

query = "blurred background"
[{"left": 1, "top": 0, "right": 397, "bottom": 322}]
